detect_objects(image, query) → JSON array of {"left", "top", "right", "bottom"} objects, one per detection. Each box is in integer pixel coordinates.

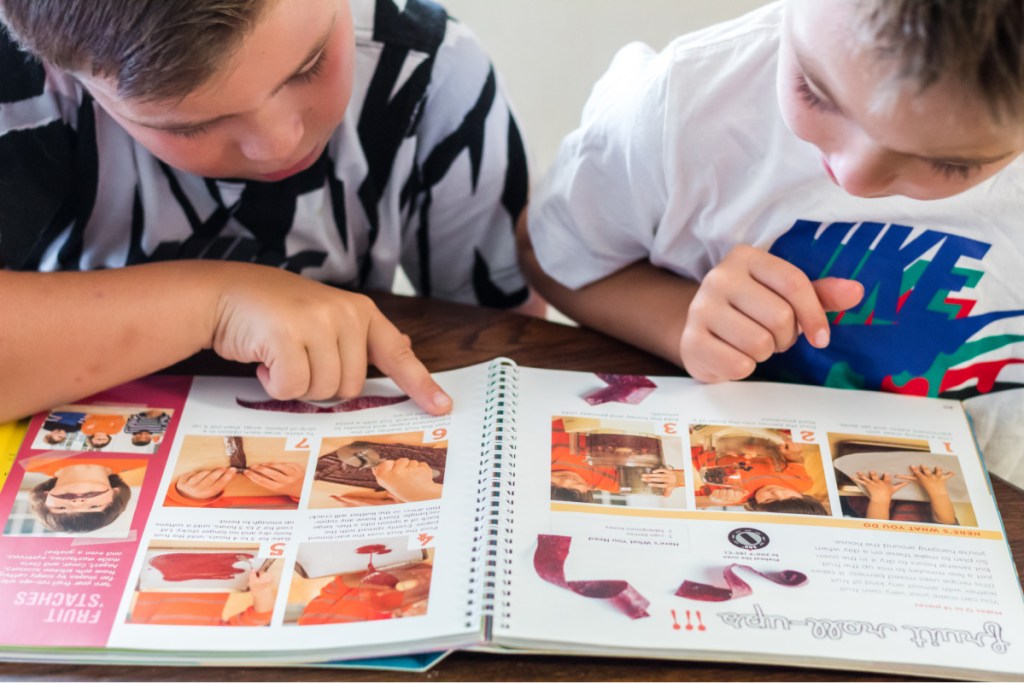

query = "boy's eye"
[
  {"left": 291, "top": 50, "right": 327, "bottom": 85},
  {"left": 167, "top": 123, "right": 212, "bottom": 140},
  {"left": 794, "top": 73, "right": 836, "bottom": 113},
  {"left": 928, "top": 160, "right": 980, "bottom": 180}
]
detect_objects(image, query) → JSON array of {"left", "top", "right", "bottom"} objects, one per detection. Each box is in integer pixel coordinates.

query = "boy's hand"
[
  {"left": 210, "top": 266, "right": 452, "bottom": 415},
  {"left": 708, "top": 488, "right": 747, "bottom": 506},
  {"left": 641, "top": 468, "right": 682, "bottom": 496},
  {"left": 372, "top": 457, "right": 443, "bottom": 503},
  {"left": 854, "top": 470, "right": 908, "bottom": 501},
  {"left": 898, "top": 465, "right": 954, "bottom": 499},
  {"left": 247, "top": 570, "right": 277, "bottom": 614},
  {"left": 247, "top": 569, "right": 276, "bottom": 595},
  {"left": 329, "top": 490, "right": 397, "bottom": 507},
  {"left": 242, "top": 462, "right": 306, "bottom": 498},
  {"left": 175, "top": 467, "right": 237, "bottom": 500},
  {"left": 681, "top": 245, "right": 864, "bottom": 382}
]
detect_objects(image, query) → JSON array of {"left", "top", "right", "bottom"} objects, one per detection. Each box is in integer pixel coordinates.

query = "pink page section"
[{"left": 0, "top": 376, "right": 192, "bottom": 648}]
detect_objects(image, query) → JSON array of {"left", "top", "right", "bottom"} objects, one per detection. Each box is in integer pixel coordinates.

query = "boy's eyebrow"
[{"left": 130, "top": 22, "right": 335, "bottom": 132}]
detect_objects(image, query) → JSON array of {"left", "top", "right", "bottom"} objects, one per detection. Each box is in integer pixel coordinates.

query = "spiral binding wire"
[{"left": 465, "top": 358, "right": 518, "bottom": 632}]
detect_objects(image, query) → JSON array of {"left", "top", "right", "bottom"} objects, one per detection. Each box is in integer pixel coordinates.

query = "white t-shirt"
[{"left": 529, "top": 2, "right": 1024, "bottom": 484}]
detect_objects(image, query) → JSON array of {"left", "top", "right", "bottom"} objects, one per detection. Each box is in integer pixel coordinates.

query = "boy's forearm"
[
  {"left": 864, "top": 496, "right": 893, "bottom": 520},
  {"left": 928, "top": 493, "right": 957, "bottom": 525},
  {"left": 0, "top": 262, "right": 226, "bottom": 421},
  {"left": 517, "top": 218, "right": 695, "bottom": 366}
]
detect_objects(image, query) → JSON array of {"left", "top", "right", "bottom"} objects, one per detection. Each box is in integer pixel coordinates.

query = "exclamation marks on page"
[{"left": 670, "top": 609, "right": 708, "bottom": 633}]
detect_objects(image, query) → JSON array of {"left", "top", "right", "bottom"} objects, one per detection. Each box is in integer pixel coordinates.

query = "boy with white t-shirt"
[{"left": 520, "top": 0, "right": 1024, "bottom": 483}]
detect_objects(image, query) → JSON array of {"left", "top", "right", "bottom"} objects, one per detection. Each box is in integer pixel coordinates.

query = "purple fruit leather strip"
[
  {"left": 583, "top": 385, "right": 656, "bottom": 406},
  {"left": 610, "top": 584, "right": 651, "bottom": 619},
  {"left": 534, "top": 534, "right": 571, "bottom": 586},
  {"left": 674, "top": 580, "right": 734, "bottom": 602},
  {"left": 236, "top": 395, "right": 409, "bottom": 413},
  {"left": 675, "top": 564, "right": 808, "bottom": 602},
  {"left": 595, "top": 373, "right": 657, "bottom": 388},
  {"left": 534, "top": 535, "right": 650, "bottom": 619}
]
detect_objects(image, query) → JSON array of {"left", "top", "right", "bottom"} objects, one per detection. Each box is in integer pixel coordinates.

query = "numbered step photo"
[
  {"left": 309, "top": 431, "right": 448, "bottom": 509},
  {"left": 163, "top": 436, "right": 311, "bottom": 510},
  {"left": 284, "top": 537, "right": 433, "bottom": 625},
  {"left": 828, "top": 432, "right": 977, "bottom": 527},
  {"left": 126, "top": 541, "right": 283, "bottom": 626},
  {"left": 690, "top": 425, "right": 830, "bottom": 516},
  {"left": 550, "top": 416, "right": 686, "bottom": 510}
]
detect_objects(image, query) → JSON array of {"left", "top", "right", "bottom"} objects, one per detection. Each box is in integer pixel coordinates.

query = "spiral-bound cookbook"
[{"left": 0, "top": 359, "right": 1022, "bottom": 679}]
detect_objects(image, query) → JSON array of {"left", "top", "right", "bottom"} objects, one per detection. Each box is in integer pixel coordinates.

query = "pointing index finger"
[
  {"left": 748, "top": 251, "right": 831, "bottom": 349},
  {"left": 366, "top": 312, "right": 452, "bottom": 415}
]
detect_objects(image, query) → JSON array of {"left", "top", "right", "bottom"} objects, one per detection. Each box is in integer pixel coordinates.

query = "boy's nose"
[
  {"left": 238, "top": 102, "right": 305, "bottom": 164},
  {"left": 832, "top": 142, "right": 898, "bottom": 198}
]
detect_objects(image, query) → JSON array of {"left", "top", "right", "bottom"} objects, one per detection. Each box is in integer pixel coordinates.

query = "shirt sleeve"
[
  {"left": 527, "top": 42, "right": 671, "bottom": 290},
  {"left": 0, "top": 27, "right": 83, "bottom": 270},
  {"left": 399, "top": 17, "right": 529, "bottom": 308}
]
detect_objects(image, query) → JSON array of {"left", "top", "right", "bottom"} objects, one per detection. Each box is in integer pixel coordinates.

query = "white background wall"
[
  {"left": 442, "top": 0, "right": 769, "bottom": 176},
  {"left": 395, "top": 0, "right": 769, "bottom": 310}
]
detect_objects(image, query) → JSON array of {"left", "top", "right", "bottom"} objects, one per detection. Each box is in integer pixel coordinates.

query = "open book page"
[
  {"left": 0, "top": 363, "right": 497, "bottom": 664},
  {"left": 492, "top": 367, "right": 1024, "bottom": 679}
]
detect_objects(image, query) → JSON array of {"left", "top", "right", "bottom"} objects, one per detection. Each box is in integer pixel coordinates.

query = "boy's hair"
[
  {"left": 29, "top": 474, "right": 131, "bottom": 533},
  {"left": 550, "top": 485, "right": 594, "bottom": 504},
  {"left": 0, "top": 0, "right": 267, "bottom": 101},
  {"left": 131, "top": 432, "right": 153, "bottom": 447},
  {"left": 745, "top": 494, "right": 827, "bottom": 516},
  {"left": 86, "top": 434, "right": 111, "bottom": 450},
  {"left": 43, "top": 431, "right": 66, "bottom": 445},
  {"left": 857, "top": 0, "right": 1024, "bottom": 120}
]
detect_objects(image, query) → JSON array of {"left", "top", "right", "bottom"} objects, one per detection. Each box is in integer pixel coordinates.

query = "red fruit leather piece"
[
  {"left": 534, "top": 535, "right": 650, "bottom": 619},
  {"left": 149, "top": 552, "right": 253, "bottom": 582},
  {"left": 675, "top": 564, "right": 808, "bottom": 602}
]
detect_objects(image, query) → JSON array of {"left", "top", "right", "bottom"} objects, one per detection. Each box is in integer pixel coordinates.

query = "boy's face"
[
  {"left": 778, "top": 0, "right": 1024, "bottom": 200},
  {"left": 753, "top": 485, "right": 802, "bottom": 504},
  {"left": 90, "top": 433, "right": 112, "bottom": 447},
  {"left": 46, "top": 483, "right": 114, "bottom": 512},
  {"left": 132, "top": 431, "right": 153, "bottom": 446},
  {"left": 79, "top": 0, "right": 354, "bottom": 182}
]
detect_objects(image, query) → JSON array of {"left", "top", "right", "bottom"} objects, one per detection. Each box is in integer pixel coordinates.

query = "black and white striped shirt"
[{"left": 0, "top": 0, "right": 529, "bottom": 308}]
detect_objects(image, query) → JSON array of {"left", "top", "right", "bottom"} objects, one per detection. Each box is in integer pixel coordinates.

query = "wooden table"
[{"left": 6, "top": 292, "right": 1023, "bottom": 682}]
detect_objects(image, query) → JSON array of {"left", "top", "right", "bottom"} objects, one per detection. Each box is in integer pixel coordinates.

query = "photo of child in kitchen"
[
  {"left": 550, "top": 416, "right": 686, "bottom": 509},
  {"left": 163, "top": 435, "right": 310, "bottom": 510},
  {"left": 829, "top": 432, "right": 977, "bottom": 527},
  {"left": 285, "top": 537, "right": 433, "bottom": 625},
  {"left": 308, "top": 432, "right": 447, "bottom": 509},
  {"left": 691, "top": 425, "right": 831, "bottom": 516},
  {"left": 34, "top": 404, "right": 174, "bottom": 454},
  {"left": 126, "top": 541, "right": 282, "bottom": 626}
]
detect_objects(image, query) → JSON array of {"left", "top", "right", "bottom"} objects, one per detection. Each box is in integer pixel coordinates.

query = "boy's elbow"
[{"left": 514, "top": 211, "right": 559, "bottom": 298}]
